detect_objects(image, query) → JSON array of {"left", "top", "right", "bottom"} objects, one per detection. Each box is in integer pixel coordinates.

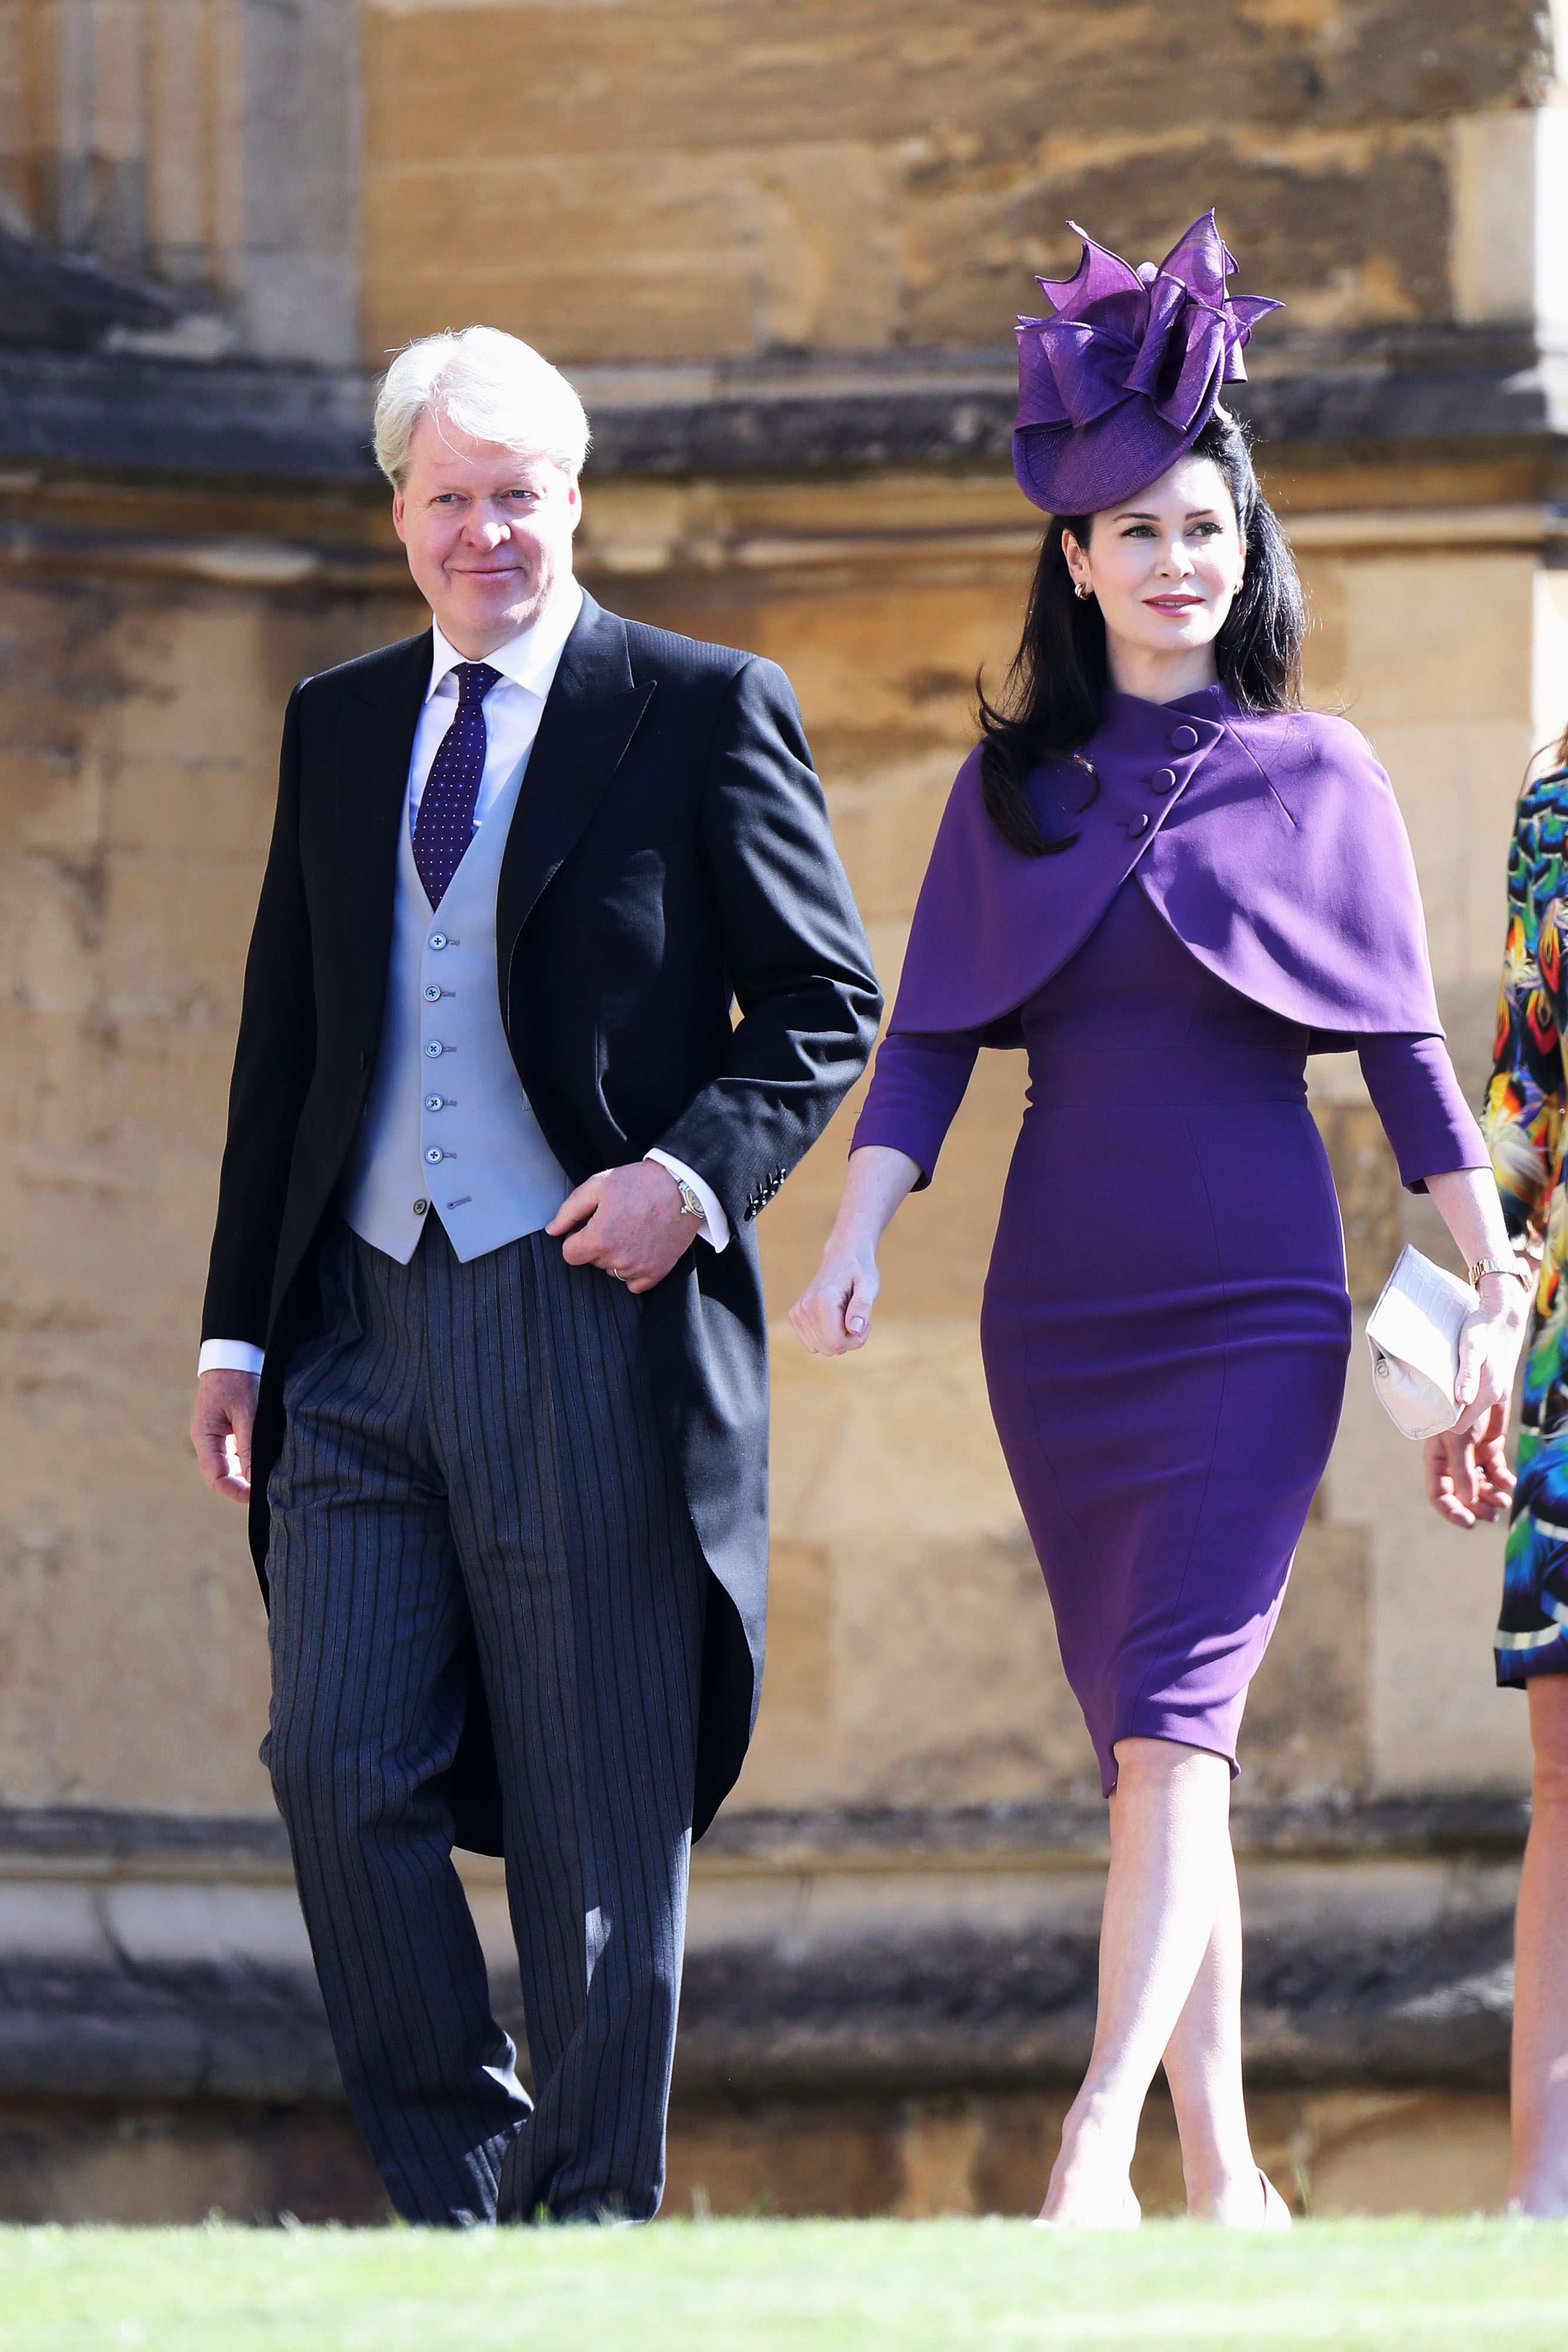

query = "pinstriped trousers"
[{"left": 264, "top": 1217, "right": 706, "bottom": 2225}]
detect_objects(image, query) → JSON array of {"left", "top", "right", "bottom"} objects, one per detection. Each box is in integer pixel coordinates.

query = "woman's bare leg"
[
  {"left": 1160, "top": 1836, "right": 1268, "bottom": 2219},
  {"left": 1509, "top": 1675, "right": 1568, "bottom": 2214},
  {"left": 1041, "top": 1736, "right": 1233, "bottom": 2225}
]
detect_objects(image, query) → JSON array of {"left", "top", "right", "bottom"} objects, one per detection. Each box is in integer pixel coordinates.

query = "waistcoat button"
[
  {"left": 1127, "top": 811, "right": 1150, "bottom": 837},
  {"left": 425, "top": 1040, "right": 444, "bottom": 1057},
  {"left": 1171, "top": 724, "right": 1200, "bottom": 750},
  {"left": 1153, "top": 767, "right": 1177, "bottom": 793},
  {"left": 425, "top": 1147, "right": 444, "bottom": 1165},
  {"left": 429, "top": 933, "right": 448, "bottom": 950},
  {"left": 423, "top": 984, "right": 442, "bottom": 1002}
]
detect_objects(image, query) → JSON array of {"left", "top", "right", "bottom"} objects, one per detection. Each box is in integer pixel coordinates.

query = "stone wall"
[
  {"left": 361, "top": 0, "right": 1546, "bottom": 362},
  {"left": 0, "top": 1792, "right": 1531, "bottom": 2219},
  {"left": 0, "top": 502, "right": 408, "bottom": 1808},
  {"left": 0, "top": 451, "right": 1554, "bottom": 1821},
  {"left": 0, "top": 0, "right": 359, "bottom": 358},
  {"left": 0, "top": 0, "right": 1564, "bottom": 2221},
  {"left": 9, "top": 0, "right": 1548, "bottom": 373}
]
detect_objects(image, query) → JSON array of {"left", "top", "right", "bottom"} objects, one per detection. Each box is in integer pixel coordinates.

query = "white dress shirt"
[{"left": 198, "top": 588, "right": 727, "bottom": 1378}]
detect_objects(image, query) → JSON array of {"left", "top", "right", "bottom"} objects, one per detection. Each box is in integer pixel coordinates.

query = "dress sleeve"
[
  {"left": 1480, "top": 781, "right": 1567, "bottom": 1246},
  {"left": 849, "top": 1027, "right": 983, "bottom": 1190},
  {"left": 1357, "top": 1033, "right": 1488, "bottom": 1192}
]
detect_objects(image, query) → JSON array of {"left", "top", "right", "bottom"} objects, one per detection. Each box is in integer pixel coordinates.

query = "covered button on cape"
[{"left": 888, "top": 682, "right": 1443, "bottom": 1053}]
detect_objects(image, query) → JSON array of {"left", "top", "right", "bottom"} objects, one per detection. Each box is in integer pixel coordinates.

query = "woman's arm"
[
  {"left": 1358, "top": 1032, "right": 1490, "bottom": 1195},
  {"left": 789, "top": 1144, "right": 923, "bottom": 1355},
  {"left": 1414, "top": 1163, "right": 1532, "bottom": 1529},
  {"left": 1420, "top": 1177, "right": 1533, "bottom": 1530},
  {"left": 1424, "top": 1164, "right": 1531, "bottom": 1428},
  {"left": 1354, "top": 1031, "right": 1528, "bottom": 1448},
  {"left": 791, "top": 1024, "right": 983, "bottom": 1354}
]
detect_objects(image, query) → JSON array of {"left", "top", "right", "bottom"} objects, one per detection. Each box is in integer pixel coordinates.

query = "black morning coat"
[{"left": 200, "top": 592, "right": 882, "bottom": 1851}]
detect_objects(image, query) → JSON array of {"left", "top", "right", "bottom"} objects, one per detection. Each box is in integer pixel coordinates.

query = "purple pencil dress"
[{"left": 854, "top": 685, "right": 1487, "bottom": 1795}]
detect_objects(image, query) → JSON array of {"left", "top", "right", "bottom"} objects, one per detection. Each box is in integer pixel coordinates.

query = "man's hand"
[
  {"left": 191, "top": 1368, "right": 261, "bottom": 1501},
  {"left": 1423, "top": 1400, "right": 1516, "bottom": 1530},
  {"left": 548, "top": 1162, "right": 694, "bottom": 1294}
]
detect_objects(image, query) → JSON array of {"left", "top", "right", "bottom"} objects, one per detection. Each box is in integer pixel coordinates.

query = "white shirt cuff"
[
  {"left": 644, "top": 1150, "right": 730, "bottom": 1252},
  {"left": 198, "top": 1339, "right": 265, "bottom": 1377}
]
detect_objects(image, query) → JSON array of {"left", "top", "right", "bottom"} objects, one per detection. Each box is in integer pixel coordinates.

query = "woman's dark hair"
[{"left": 977, "top": 409, "right": 1306, "bottom": 855}]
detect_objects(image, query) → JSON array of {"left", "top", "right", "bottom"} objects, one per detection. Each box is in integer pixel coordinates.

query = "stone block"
[
  {"left": 1297, "top": 2089, "right": 1510, "bottom": 2217},
  {"left": 741, "top": 1541, "right": 835, "bottom": 1800},
  {"left": 1314, "top": 1103, "right": 1401, "bottom": 1306},
  {"left": 892, "top": 2102, "right": 990, "bottom": 2218},
  {"left": 1332, "top": 1306, "right": 1531, "bottom": 1797},
  {"left": 1304, "top": 548, "right": 1536, "bottom": 725},
  {"left": 664, "top": 2098, "right": 901, "bottom": 2221},
  {"left": 361, "top": 0, "right": 1546, "bottom": 362},
  {"left": 1236, "top": 1521, "right": 1371, "bottom": 1804},
  {"left": 750, "top": 1308, "right": 1087, "bottom": 1810},
  {"left": 363, "top": 0, "right": 1545, "bottom": 164},
  {"left": 0, "top": 2079, "right": 1520, "bottom": 2221},
  {"left": 1296, "top": 542, "right": 1539, "bottom": 1004},
  {"left": 0, "top": 2098, "right": 388, "bottom": 2226},
  {"left": 1451, "top": 108, "right": 1568, "bottom": 338}
]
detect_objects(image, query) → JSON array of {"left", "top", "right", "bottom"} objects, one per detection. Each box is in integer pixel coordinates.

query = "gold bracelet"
[{"left": 1467, "top": 1255, "right": 1532, "bottom": 1290}]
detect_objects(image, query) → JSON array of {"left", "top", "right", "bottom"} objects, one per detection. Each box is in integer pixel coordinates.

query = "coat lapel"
[
  {"left": 495, "top": 593, "right": 656, "bottom": 951},
  {"left": 336, "top": 631, "right": 432, "bottom": 1027}
]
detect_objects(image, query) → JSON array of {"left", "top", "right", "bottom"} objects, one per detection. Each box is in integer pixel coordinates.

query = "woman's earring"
[{"left": 1074, "top": 581, "right": 1093, "bottom": 603}]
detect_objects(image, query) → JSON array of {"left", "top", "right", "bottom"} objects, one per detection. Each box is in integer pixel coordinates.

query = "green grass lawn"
[{"left": 3, "top": 2219, "right": 1566, "bottom": 2352}]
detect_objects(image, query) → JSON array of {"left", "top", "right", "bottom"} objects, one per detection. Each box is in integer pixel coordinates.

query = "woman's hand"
[
  {"left": 1424, "top": 1402, "right": 1515, "bottom": 1529},
  {"left": 788, "top": 1144, "right": 922, "bottom": 1359},
  {"left": 790, "top": 1241, "right": 881, "bottom": 1356},
  {"left": 1421, "top": 1171, "right": 1531, "bottom": 1487},
  {"left": 1422, "top": 1263, "right": 1529, "bottom": 1527},
  {"left": 1416, "top": 1171, "right": 1534, "bottom": 1526},
  {"left": 1452, "top": 1273, "right": 1529, "bottom": 1437}
]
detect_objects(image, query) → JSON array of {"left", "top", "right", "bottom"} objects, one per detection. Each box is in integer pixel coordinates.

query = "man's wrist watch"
[
  {"left": 1468, "top": 1254, "right": 1532, "bottom": 1291},
  {"left": 674, "top": 1178, "right": 706, "bottom": 1223}
]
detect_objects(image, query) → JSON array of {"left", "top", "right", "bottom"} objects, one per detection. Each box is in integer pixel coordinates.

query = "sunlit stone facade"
[{"left": 0, "top": 0, "right": 1563, "bottom": 2219}]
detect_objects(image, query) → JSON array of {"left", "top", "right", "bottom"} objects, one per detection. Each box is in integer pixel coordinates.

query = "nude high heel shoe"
[{"left": 1258, "top": 2170, "right": 1292, "bottom": 2228}]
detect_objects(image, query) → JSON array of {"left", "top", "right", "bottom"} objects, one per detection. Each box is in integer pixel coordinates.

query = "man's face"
[{"left": 392, "top": 409, "right": 581, "bottom": 656}]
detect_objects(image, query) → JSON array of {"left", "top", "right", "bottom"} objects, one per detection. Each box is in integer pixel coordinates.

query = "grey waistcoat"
[{"left": 338, "top": 753, "right": 571, "bottom": 1263}]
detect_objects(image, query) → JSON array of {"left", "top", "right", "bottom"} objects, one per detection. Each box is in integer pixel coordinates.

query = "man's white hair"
[{"left": 373, "top": 326, "right": 591, "bottom": 489}]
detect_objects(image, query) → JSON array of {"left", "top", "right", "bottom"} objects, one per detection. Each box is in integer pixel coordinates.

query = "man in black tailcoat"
[{"left": 190, "top": 327, "right": 879, "bottom": 2224}]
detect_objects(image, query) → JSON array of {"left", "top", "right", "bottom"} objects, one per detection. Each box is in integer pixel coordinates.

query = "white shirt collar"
[{"left": 425, "top": 580, "right": 584, "bottom": 704}]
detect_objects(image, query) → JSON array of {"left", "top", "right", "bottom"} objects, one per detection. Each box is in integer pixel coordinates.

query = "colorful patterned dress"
[{"left": 1486, "top": 764, "right": 1568, "bottom": 1683}]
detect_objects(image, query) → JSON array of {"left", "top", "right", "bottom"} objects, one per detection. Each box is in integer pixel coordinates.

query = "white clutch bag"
[{"left": 1365, "top": 1243, "right": 1476, "bottom": 1441}]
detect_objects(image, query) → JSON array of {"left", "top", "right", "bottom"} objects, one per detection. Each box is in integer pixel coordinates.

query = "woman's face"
[{"left": 1061, "top": 454, "right": 1246, "bottom": 666}]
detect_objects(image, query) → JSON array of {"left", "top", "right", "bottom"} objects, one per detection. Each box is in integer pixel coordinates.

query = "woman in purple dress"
[{"left": 791, "top": 214, "right": 1530, "bottom": 2227}]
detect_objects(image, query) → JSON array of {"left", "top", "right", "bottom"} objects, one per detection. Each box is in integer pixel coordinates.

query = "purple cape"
[{"left": 888, "top": 683, "right": 1442, "bottom": 1053}]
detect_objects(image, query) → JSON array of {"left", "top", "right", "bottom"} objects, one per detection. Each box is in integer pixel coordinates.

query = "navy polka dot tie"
[{"left": 412, "top": 661, "right": 501, "bottom": 908}]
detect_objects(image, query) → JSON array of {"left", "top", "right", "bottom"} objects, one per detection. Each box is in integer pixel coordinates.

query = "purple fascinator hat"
[{"left": 1013, "top": 210, "right": 1281, "bottom": 517}]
